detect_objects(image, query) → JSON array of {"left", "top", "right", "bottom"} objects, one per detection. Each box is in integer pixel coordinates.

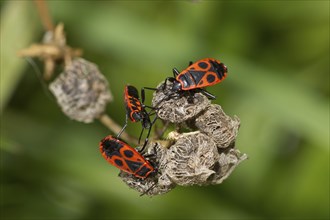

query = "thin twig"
[
  {"left": 34, "top": 0, "right": 54, "bottom": 32},
  {"left": 98, "top": 114, "right": 138, "bottom": 145}
]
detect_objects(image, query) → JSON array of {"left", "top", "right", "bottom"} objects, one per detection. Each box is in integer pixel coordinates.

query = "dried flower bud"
[
  {"left": 152, "top": 81, "right": 210, "bottom": 123},
  {"left": 162, "top": 131, "right": 246, "bottom": 186},
  {"left": 49, "top": 58, "right": 113, "bottom": 123},
  {"left": 163, "top": 131, "right": 219, "bottom": 186},
  {"left": 194, "top": 104, "right": 240, "bottom": 148}
]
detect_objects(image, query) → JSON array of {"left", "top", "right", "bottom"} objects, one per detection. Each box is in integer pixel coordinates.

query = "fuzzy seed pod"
[
  {"left": 151, "top": 81, "right": 210, "bottom": 123},
  {"left": 162, "top": 131, "right": 246, "bottom": 186},
  {"left": 49, "top": 58, "right": 113, "bottom": 123},
  {"left": 163, "top": 131, "right": 219, "bottom": 186},
  {"left": 194, "top": 104, "right": 240, "bottom": 148}
]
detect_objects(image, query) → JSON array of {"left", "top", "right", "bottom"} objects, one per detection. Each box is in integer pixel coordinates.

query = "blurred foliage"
[{"left": 1, "top": 1, "right": 329, "bottom": 219}]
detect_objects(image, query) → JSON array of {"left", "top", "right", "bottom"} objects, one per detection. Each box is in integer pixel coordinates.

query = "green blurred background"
[{"left": 1, "top": 1, "right": 329, "bottom": 219}]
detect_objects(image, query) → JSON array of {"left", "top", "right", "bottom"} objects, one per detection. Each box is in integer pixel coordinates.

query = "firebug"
[
  {"left": 99, "top": 135, "right": 157, "bottom": 179},
  {"left": 117, "top": 85, "right": 157, "bottom": 152},
  {"left": 163, "top": 58, "right": 228, "bottom": 99}
]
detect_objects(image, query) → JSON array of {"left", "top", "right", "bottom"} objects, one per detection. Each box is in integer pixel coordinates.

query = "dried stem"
[
  {"left": 98, "top": 114, "right": 138, "bottom": 145},
  {"left": 34, "top": 0, "right": 54, "bottom": 32}
]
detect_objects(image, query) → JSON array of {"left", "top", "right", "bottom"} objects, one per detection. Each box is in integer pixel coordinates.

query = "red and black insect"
[
  {"left": 99, "top": 135, "right": 157, "bottom": 179},
  {"left": 117, "top": 85, "right": 157, "bottom": 152},
  {"left": 163, "top": 58, "right": 228, "bottom": 99},
  {"left": 142, "top": 58, "right": 228, "bottom": 107}
]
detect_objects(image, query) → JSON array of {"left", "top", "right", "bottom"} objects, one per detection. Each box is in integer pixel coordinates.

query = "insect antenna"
[
  {"left": 117, "top": 114, "right": 128, "bottom": 139},
  {"left": 140, "top": 181, "right": 158, "bottom": 197},
  {"left": 138, "top": 115, "right": 158, "bottom": 153},
  {"left": 24, "top": 57, "right": 55, "bottom": 101}
]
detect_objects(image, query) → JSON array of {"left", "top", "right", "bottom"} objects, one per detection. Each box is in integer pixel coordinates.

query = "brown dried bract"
[
  {"left": 152, "top": 81, "right": 210, "bottom": 123},
  {"left": 194, "top": 104, "right": 240, "bottom": 148},
  {"left": 17, "top": 23, "right": 82, "bottom": 80},
  {"left": 163, "top": 131, "right": 247, "bottom": 186}
]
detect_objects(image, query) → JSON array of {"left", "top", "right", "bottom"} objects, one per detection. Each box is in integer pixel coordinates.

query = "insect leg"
[
  {"left": 186, "top": 90, "right": 195, "bottom": 103},
  {"left": 140, "top": 181, "right": 158, "bottom": 197},
  {"left": 153, "top": 91, "right": 177, "bottom": 108},
  {"left": 144, "top": 105, "right": 157, "bottom": 110},
  {"left": 139, "top": 115, "right": 158, "bottom": 153},
  {"left": 199, "top": 89, "right": 216, "bottom": 100},
  {"left": 172, "top": 68, "right": 180, "bottom": 77},
  {"left": 163, "top": 77, "right": 176, "bottom": 91},
  {"left": 141, "top": 87, "right": 157, "bottom": 104},
  {"left": 138, "top": 126, "right": 145, "bottom": 146},
  {"left": 140, "top": 143, "right": 160, "bottom": 196}
]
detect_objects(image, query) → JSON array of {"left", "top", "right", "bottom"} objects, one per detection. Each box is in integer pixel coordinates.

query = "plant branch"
[{"left": 34, "top": 0, "right": 54, "bottom": 32}]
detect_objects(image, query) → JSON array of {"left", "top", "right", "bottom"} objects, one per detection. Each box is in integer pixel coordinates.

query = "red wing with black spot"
[
  {"left": 177, "top": 58, "right": 228, "bottom": 90},
  {"left": 99, "top": 135, "right": 155, "bottom": 178}
]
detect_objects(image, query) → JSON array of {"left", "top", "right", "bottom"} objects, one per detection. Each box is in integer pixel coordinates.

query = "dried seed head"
[
  {"left": 163, "top": 131, "right": 219, "bottom": 186},
  {"left": 151, "top": 81, "right": 210, "bottom": 123},
  {"left": 49, "top": 58, "right": 113, "bottom": 123},
  {"left": 162, "top": 131, "right": 246, "bottom": 186},
  {"left": 194, "top": 104, "right": 240, "bottom": 148}
]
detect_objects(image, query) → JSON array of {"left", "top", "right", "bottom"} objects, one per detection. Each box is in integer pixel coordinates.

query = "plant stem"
[{"left": 34, "top": 0, "right": 54, "bottom": 32}]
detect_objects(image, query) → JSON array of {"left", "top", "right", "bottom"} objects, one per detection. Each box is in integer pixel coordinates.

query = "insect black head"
[{"left": 172, "top": 80, "right": 182, "bottom": 92}]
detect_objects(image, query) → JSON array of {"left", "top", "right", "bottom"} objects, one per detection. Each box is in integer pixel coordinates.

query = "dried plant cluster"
[
  {"left": 120, "top": 81, "right": 247, "bottom": 196},
  {"left": 18, "top": 23, "right": 82, "bottom": 80}
]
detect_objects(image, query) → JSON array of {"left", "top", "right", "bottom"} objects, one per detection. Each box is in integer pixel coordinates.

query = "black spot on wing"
[
  {"left": 114, "top": 159, "right": 123, "bottom": 167},
  {"left": 101, "top": 139, "right": 122, "bottom": 158},
  {"left": 198, "top": 61, "right": 208, "bottom": 69},
  {"left": 125, "top": 160, "right": 144, "bottom": 172},
  {"left": 206, "top": 74, "right": 216, "bottom": 83},
  {"left": 123, "top": 149, "right": 134, "bottom": 158},
  {"left": 135, "top": 165, "right": 152, "bottom": 177}
]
